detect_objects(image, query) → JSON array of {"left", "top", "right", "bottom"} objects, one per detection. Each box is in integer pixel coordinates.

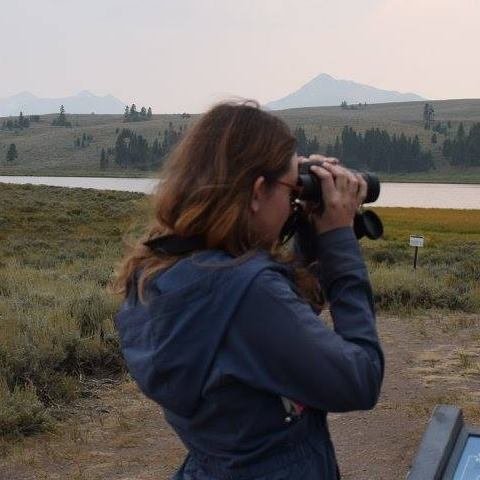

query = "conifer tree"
[
  {"left": 294, "top": 127, "right": 307, "bottom": 155},
  {"left": 19, "top": 111, "right": 25, "bottom": 127},
  {"left": 466, "top": 123, "right": 480, "bottom": 166},
  {"left": 423, "top": 103, "right": 435, "bottom": 129},
  {"left": 443, "top": 122, "right": 480, "bottom": 167},
  {"left": 113, "top": 124, "right": 182, "bottom": 169},
  {"left": 6, "top": 143, "right": 18, "bottom": 163},
  {"left": 333, "top": 137, "right": 341, "bottom": 158},
  {"left": 59, "top": 105, "right": 66, "bottom": 123},
  {"left": 100, "top": 148, "right": 107, "bottom": 170},
  {"left": 52, "top": 104, "right": 71, "bottom": 127}
]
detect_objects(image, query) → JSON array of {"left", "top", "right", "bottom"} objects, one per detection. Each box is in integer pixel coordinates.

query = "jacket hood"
[{"left": 115, "top": 250, "right": 283, "bottom": 418}]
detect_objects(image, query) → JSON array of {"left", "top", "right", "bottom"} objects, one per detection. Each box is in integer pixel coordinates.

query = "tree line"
[
  {"left": 102, "top": 122, "right": 185, "bottom": 170},
  {"left": 74, "top": 133, "right": 94, "bottom": 149},
  {"left": 124, "top": 104, "right": 153, "bottom": 122},
  {"left": 295, "top": 126, "right": 434, "bottom": 173},
  {"left": 1, "top": 112, "right": 40, "bottom": 130},
  {"left": 442, "top": 122, "right": 480, "bottom": 167},
  {"left": 294, "top": 127, "right": 320, "bottom": 156},
  {"left": 0, "top": 105, "right": 72, "bottom": 130},
  {"left": 340, "top": 100, "right": 367, "bottom": 110}
]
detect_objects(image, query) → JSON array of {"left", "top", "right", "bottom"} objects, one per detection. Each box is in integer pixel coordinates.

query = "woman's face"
[{"left": 249, "top": 154, "right": 299, "bottom": 246}]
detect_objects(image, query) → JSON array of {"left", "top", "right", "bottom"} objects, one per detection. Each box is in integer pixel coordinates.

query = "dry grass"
[
  {"left": 362, "top": 207, "right": 480, "bottom": 314},
  {"left": 0, "top": 183, "right": 478, "bottom": 472},
  {"left": 0, "top": 184, "right": 147, "bottom": 437}
]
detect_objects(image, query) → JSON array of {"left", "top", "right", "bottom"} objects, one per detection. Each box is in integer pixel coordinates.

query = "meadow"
[
  {"left": 0, "top": 183, "right": 144, "bottom": 439},
  {"left": 0, "top": 183, "right": 479, "bottom": 443},
  {"left": 1, "top": 99, "right": 480, "bottom": 182}
]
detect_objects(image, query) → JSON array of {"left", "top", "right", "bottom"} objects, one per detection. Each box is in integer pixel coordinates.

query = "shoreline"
[{"left": 0, "top": 172, "right": 480, "bottom": 186}]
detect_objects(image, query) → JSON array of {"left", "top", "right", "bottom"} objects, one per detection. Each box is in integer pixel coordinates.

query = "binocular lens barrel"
[{"left": 297, "top": 161, "right": 380, "bottom": 206}]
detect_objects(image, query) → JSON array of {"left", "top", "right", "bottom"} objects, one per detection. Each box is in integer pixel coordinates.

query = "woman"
[{"left": 113, "top": 101, "right": 384, "bottom": 479}]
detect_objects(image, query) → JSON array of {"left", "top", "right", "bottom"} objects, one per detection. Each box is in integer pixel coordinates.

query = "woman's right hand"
[{"left": 307, "top": 159, "right": 367, "bottom": 234}]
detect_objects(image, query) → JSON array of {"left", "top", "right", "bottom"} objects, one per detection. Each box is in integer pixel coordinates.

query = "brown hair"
[{"left": 112, "top": 100, "right": 298, "bottom": 302}]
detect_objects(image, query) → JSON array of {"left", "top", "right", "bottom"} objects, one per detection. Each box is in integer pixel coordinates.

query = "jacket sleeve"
[{"left": 221, "top": 227, "right": 384, "bottom": 413}]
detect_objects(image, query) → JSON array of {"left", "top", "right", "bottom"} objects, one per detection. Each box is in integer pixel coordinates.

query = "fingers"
[
  {"left": 298, "top": 154, "right": 340, "bottom": 165},
  {"left": 310, "top": 164, "right": 336, "bottom": 200},
  {"left": 308, "top": 154, "right": 340, "bottom": 166},
  {"left": 320, "top": 162, "right": 358, "bottom": 197},
  {"left": 306, "top": 158, "right": 366, "bottom": 234},
  {"left": 306, "top": 157, "right": 363, "bottom": 204},
  {"left": 357, "top": 174, "right": 367, "bottom": 206}
]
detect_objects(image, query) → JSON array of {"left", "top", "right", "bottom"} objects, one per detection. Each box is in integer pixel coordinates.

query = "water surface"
[{"left": 1, "top": 176, "right": 479, "bottom": 209}]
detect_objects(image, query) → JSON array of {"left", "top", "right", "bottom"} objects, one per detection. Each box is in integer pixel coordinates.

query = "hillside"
[
  {"left": 266, "top": 73, "right": 424, "bottom": 109},
  {"left": 1, "top": 99, "right": 480, "bottom": 182}
]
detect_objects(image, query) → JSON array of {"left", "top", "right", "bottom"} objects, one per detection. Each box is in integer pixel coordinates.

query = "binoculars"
[{"left": 296, "top": 160, "right": 383, "bottom": 240}]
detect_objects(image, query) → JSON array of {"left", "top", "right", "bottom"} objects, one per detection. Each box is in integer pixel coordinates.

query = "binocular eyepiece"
[{"left": 296, "top": 161, "right": 383, "bottom": 240}]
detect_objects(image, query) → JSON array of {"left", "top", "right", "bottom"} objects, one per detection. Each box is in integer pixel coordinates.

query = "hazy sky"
[{"left": 1, "top": 0, "right": 479, "bottom": 113}]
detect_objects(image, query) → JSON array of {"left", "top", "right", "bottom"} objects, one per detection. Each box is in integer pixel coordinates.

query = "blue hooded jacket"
[{"left": 115, "top": 227, "right": 384, "bottom": 479}]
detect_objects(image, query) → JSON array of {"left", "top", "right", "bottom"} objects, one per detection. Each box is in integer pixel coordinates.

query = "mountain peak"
[
  {"left": 76, "top": 90, "right": 95, "bottom": 97},
  {"left": 313, "top": 73, "right": 334, "bottom": 81},
  {"left": 266, "top": 74, "right": 425, "bottom": 110},
  {"left": 12, "top": 91, "right": 37, "bottom": 100}
]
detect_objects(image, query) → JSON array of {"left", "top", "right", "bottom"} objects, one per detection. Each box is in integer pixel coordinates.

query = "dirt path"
[
  {"left": 330, "top": 316, "right": 429, "bottom": 480},
  {"left": 1, "top": 312, "right": 479, "bottom": 480}
]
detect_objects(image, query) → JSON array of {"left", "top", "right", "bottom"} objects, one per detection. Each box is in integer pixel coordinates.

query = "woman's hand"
[{"left": 304, "top": 155, "right": 367, "bottom": 234}]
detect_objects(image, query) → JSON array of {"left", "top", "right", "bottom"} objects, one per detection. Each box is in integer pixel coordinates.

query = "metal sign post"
[{"left": 409, "top": 235, "right": 425, "bottom": 270}]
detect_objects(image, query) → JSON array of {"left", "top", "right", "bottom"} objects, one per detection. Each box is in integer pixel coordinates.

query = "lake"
[{"left": 0, "top": 176, "right": 479, "bottom": 209}]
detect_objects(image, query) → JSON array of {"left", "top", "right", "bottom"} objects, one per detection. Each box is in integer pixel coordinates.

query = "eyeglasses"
[
  {"left": 275, "top": 180, "right": 304, "bottom": 245},
  {"left": 275, "top": 179, "right": 302, "bottom": 204}
]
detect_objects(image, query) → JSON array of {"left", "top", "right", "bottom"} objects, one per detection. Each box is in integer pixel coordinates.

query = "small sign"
[{"left": 410, "top": 235, "right": 425, "bottom": 248}]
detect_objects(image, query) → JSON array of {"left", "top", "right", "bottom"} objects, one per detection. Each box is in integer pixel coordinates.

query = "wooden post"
[{"left": 413, "top": 246, "right": 419, "bottom": 270}]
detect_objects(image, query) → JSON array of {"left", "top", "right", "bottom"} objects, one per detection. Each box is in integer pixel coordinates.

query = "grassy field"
[
  {"left": 364, "top": 207, "right": 480, "bottom": 313},
  {"left": 0, "top": 183, "right": 479, "bottom": 442},
  {"left": 1, "top": 99, "right": 480, "bottom": 181},
  {"left": 0, "top": 184, "right": 144, "bottom": 439}
]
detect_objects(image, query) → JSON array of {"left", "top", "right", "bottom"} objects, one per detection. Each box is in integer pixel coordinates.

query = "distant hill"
[
  {"left": 266, "top": 73, "right": 425, "bottom": 110},
  {"left": 0, "top": 90, "right": 126, "bottom": 116},
  {"left": 1, "top": 98, "right": 480, "bottom": 183}
]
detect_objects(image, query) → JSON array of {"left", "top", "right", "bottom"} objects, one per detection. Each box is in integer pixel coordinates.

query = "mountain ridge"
[
  {"left": 0, "top": 91, "right": 126, "bottom": 116},
  {"left": 266, "top": 73, "right": 425, "bottom": 110}
]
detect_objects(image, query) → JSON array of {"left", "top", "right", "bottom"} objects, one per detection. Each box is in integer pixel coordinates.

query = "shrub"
[
  {"left": 69, "top": 290, "right": 118, "bottom": 338},
  {"left": 0, "top": 381, "right": 52, "bottom": 436},
  {"left": 370, "top": 265, "right": 478, "bottom": 313}
]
